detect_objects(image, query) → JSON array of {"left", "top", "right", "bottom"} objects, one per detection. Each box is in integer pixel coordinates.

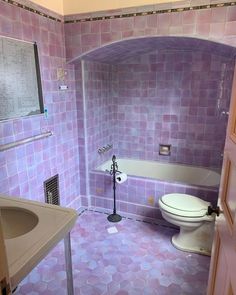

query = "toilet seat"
[
  {"left": 159, "top": 193, "right": 215, "bottom": 255},
  {"left": 159, "top": 193, "right": 210, "bottom": 218}
]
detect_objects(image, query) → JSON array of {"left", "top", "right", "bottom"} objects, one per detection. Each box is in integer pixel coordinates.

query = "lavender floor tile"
[{"left": 15, "top": 210, "right": 210, "bottom": 295}]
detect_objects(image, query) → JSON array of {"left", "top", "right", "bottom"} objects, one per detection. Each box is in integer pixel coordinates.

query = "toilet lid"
[{"left": 160, "top": 193, "right": 210, "bottom": 217}]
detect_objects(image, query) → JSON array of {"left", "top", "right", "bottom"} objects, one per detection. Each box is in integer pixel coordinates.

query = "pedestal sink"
[
  {"left": 0, "top": 196, "right": 78, "bottom": 294},
  {"left": 0, "top": 207, "right": 38, "bottom": 239}
]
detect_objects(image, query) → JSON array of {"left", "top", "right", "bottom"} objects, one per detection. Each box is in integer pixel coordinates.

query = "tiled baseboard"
[{"left": 77, "top": 205, "right": 176, "bottom": 229}]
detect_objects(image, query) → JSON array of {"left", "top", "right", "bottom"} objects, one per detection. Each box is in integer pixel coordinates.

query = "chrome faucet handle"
[
  {"left": 98, "top": 144, "right": 113, "bottom": 154},
  {"left": 98, "top": 148, "right": 103, "bottom": 154}
]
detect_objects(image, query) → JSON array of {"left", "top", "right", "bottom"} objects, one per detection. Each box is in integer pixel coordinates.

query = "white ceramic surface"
[
  {"left": 97, "top": 158, "right": 220, "bottom": 187},
  {"left": 159, "top": 193, "right": 211, "bottom": 217},
  {"left": 159, "top": 193, "right": 215, "bottom": 256},
  {"left": 0, "top": 196, "right": 78, "bottom": 289},
  {"left": 0, "top": 206, "right": 39, "bottom": 239}
]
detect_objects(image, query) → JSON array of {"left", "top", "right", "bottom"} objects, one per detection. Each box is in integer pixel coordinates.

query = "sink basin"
[
  {"left": 0, "top": 206, "right": 38, "bottom": 239},
  {"left": 0, "top": 196, "right": 78, "bottom": 289}
]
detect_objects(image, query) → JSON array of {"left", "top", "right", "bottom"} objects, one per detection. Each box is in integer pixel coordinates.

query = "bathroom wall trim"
[
  {"left": 84, "top": 207, "right": 172, "bottom": 228},
  {"left": 1, "top": 0, "right": 62, "bottom": 22},
  {"left": 64, "top": 1, "right": 236, "bottom": 23},
  {"left": 1, "top": 0, "right": 236, "bottom": 24}
]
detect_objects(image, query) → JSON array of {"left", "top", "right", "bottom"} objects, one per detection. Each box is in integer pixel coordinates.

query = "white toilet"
[{"left": 159, "top": 193, "right": 215, "bottom": 256}]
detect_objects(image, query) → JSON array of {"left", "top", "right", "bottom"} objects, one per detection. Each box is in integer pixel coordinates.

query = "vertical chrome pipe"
[{"left": 64, "top": 232, "right": 74, "bottom": 295}]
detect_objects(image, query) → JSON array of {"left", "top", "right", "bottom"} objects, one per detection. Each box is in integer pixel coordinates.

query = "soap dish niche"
[{"left": 159, "top": 144, "right": 171, "bottom": 156}]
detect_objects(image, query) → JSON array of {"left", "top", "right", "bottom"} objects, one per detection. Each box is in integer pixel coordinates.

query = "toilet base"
[
  {"left": 172, "top": 234, "right": 210, "bottom": 256},
  {"left": 171, "top": 222, "right": 214, "bottom": 256}
]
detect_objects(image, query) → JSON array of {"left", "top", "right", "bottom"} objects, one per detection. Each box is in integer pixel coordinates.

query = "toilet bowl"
[{"left": 159, "top": 193, "right": 215, "bottom": 256}]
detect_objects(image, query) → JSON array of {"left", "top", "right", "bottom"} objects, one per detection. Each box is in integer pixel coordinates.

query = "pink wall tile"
[
  {"left": 225, "top": 21, "right": 236, "bottom": 36},
  {"left": 0, "top": 1, "right": 80, "bottom": 208},
  {"left": 81, "top": 22, "right": 91, "bottom": 34},
  {"left": 171, "top": 12, "right": 182, "bottom": 26},
  {"left": 134, "top": 15, "right": 147, "bottom": 29},
  {"left": 1, "top": 0, "right": 236, "bottom": 214},
  {"left": 182, "top": 10, "right": 196, "bottom": 25},
  {"left": 110, "top": 19, "right": 123, "bottom": 32},
  {"left": 158, "top": 13, "right": 171, "bottom": 28},
  {"left": 112, "top": 50, "right": 233, "bottom": 168},
  {"left": 121, "top": 18, "right": 134, "bottom": 31},
  {"left": 81, "top": 33, "right": 100, "bottom": 46},
  {"left": 211, "top": 7, "right": 227, "bottom": 23},
  {"left": 196, "top": 9, "right": 212, "bottom": 24},
  {"left": 196, "top": 22, "right": 210, "bottom": 37},
  {"left": 210, "top": 23, "right": 225, "bottom": 38},
  {"left": 227, "top": 6, "right": 236, "bottom": 22},
  {"left": 64, "top": 5, "right": 236, "bottom": 62},
  {"left": 100, "top": 20, "right": 111, "bottom": 32}
]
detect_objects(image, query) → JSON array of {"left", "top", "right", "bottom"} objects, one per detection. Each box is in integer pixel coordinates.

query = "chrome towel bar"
[{"left": 0, "top": 131, "right": 53, "bottom": 152}]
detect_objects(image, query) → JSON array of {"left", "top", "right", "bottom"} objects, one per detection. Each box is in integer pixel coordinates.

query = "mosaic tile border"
[
  {"left": 64, "top": 1, "right": 236, "bottom": 23},
  {"left": 82, "top": 207, "right": 172, "bottom": 228},
  {"left": 1, "top": 0, "right": 236, "bottom": 24},
  {"left": 1, "top": 0, "right": 62, "bottom": 22}
]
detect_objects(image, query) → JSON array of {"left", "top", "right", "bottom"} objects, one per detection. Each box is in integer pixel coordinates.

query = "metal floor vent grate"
[{"left": 44, "top": 174, "right": 60, "bottom": 205}]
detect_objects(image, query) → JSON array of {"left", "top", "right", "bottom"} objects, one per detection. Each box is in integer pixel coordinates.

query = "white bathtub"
[{"left": 97, "top": 158, "right": 220, "bottom": 187}]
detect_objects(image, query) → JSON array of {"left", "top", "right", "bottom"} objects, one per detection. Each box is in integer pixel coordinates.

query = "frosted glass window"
[{"left": 0, "top": 36, "right": 44, "bottom": 121}]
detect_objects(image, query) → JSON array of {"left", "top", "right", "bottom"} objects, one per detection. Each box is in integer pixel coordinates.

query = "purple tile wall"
[
  {"left": 83, "top": 61, "right": 115, "bottom": 170},
  {"left": 64, "top": 5, "right": 236, "bottom": 62},
  {"left": 89, "top": 170, "right": 218, "bottom": 221},
  {"left": 0, "top": 1, "right": 80, "bottom": 208},
  {"left": 83, "top": 49, "right": 233, "bottom": 218},
  {"left": 81, "top": 37, "right": 236, "bottom": 64},
  {"left": 1, "top": 0, "right": 236, "bottom": 214},
  {"left": 73, "top": 60, "right": 116, "bottom": 207},
  {"left": 112, "top": 50, "right": 234, "bottom": 168}
]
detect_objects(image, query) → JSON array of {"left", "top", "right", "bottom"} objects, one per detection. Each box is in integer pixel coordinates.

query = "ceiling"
[{"left": 30, "top": 0, "right": 185, "bottom": 15}]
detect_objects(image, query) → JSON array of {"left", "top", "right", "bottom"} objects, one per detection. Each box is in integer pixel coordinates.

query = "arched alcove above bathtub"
[
  {"left": 65, "top": 1, "right": 236, "bottom": 63},
  {"left": 75, "top": 36, "right": 236, "bottom": 64},
  {"left": 74, "top": 35, "right": 236, "bottom": 211},
  {"left": 75, "top": 35, "right": 236, "bottom": 170}
]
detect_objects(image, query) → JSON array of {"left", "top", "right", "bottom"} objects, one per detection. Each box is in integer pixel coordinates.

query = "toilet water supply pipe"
[{"left": 107, "top": 155, "right": 122, "bottom": 223}]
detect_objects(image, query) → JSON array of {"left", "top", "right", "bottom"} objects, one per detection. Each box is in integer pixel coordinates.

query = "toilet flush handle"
[{"left": 207, "top": 206, "right": 223, "bottom": 217}]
